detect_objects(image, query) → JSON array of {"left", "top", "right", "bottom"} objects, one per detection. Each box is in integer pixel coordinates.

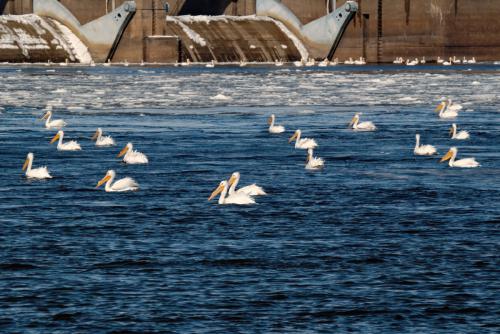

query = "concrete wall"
[
  {"left": 3, "top": 0, "right": 500, "bottom": 63},
  {"left": 333, "top": 0, "right": 500, "bottom": 62}
]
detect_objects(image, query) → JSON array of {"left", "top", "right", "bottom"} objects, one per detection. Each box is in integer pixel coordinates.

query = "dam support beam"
[
  {"left": 257, "top": 0, "right": 358, "bottom": 59},
  {"left": 33, "top": 0, "right": 136, "bottom": 62}
]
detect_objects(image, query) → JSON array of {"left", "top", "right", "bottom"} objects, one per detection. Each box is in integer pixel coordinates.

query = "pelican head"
[
  {"left": 449, "top": 123, "right": 457, "bottom": 137},
  {"left": 41, "top": 110, "right": 52, "bottom": 120},
  {"left": 50, "top": 130, "right": 63, "bottom": 144},
  {"left": 118, "top": 143, "right": 132, "bottom": 157},
  {"left": 228, "top": 172, "right": 241, "bottom": 186},
  {"left": 96, "top": 170, "right": 115, "bottom": 188},
  {"left": 434, "top": 101, "right": 446, "bottom": 113},
  {"left": 289, "top": 129, "right": 301, "bottom": 143},
  {"left": 92, "top": 128, "right": 103, "bottom": 141},
  {"left": 349, "top": 113, "right": 360, "bottom": 127},
  {"left": 22, "top": 152, "right": 34, "bottom": 171},
  {"left": 267, "top": 114, "right": 275, "bottom": 125},
  {"left": 440, "top": 147, "right": 457, "bottom": 163},
  {"left": 208, "top": 181, "right": 227, "bottom": 201}
]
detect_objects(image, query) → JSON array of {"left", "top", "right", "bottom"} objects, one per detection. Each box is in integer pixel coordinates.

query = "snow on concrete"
[
  {"left": 166, "top": 15, "right": 309, "bottom": 60},
  {"left": 166, "top": 16, "right": 207, "bottom": 47},
  {"left": 49, "top": 19, "right": 92, "bottom": 64},
  {"left": 0, "top": 14, "right": 92, "bottom": 63}
]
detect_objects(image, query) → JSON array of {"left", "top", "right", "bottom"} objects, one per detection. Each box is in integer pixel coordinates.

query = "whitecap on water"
[
  {"left": 53, "top": 88, "right": 67, "bottom": 94},
  {"left": 210, "top": 94, "right": 232, "bottom": 101},
  {"left": 68, "top": 106, "right": 84, "bottom": 110},
  {"left": 472, "top": 81, "right": 481, "bottom": 85},
  {"left": 398, "top": 96, "right": 418, "bottom": 101}
]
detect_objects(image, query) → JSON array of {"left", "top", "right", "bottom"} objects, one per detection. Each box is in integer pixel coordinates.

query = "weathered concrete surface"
[
  {"left": 0, "top": 14, "right": 88, "bottom": 62},
  {"left": 333, "top": 0, "right": 500, "bottom": 62},
  {"left": 33, "top": 0, "right": 136, "bottom": 62},
  {"left": 3, "top": 0, "right": 500, "bottom": 63},
  {"left": 144, "top": 36, "right": 179, "bottom": 63},
  {"left": 163, "top": 16, "right": 302, "bottom": 62}
]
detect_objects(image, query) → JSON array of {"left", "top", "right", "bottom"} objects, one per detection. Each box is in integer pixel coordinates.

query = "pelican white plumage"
[
  {"left": 22, "top": 152, "right": 52, "bottom": 179},
  {"left": 117, "top": 143, "right": 148, "bottom": 164},
  {"left": 435, "top": 101, "right": 458, "bottom": 119},
  {"left": 354, "top": 57, "right": 366, "bottom": 65},
  {"left": 440, "top": 147, "right": 479, "bottom": 168},
  {"left": 275, "top": 59, "right": 284, "bottom": 67},
  {"left": 305, "top": 148, "right": 325, "bottom": 170},
  {"left": 289, "top": 130, "right": 318, "bottom": 149},
  {"left": 349, "top": 113, "right": 377, "bottom": 131},
  {"left": 268, "top": 114, "right": 285, "bottom": 134},
  {"left": 50, "top": 130, "right": 81, "bottom": 151},
  {"left": 96, "top": 170, "right": 139, "bottom": 192},
  {"left": 446, "top": 99, "right": 463, "bottom": 112},
  {"left": 406, "top": 58, "right": 418, "bottom": 66},
  {"left": 41, "top": 110, "right": 66, "bottom": 129},
  {"left": 208, "top": 180, "right": 255, "bottom": 205},
  {"left": 449, "top": 123, "right": 470, "bottom": 140},
  {"left": 443, "top": 57, "right": 452, "bottom": 66},
  {"left": 206, "top": 60, "right": 215, "bottom": 68},
  {"left": 468, "top": 57, "right": 476, "bottom": 64},
  {"left": 92, "top": 128, "right": 115, "bottom": 147},
  {"left": 318, "top": 58, "right": 329, "bottom": 67},
  {"left": 414, "top": 134, "right": 437, "bottom": 156},
  {"left": 437, "top": 56, "right": 444, "bottom": 64},
  {"left": 228, "top": 172, "right": 266, "bottom": 196},
  {"left": 344, "top": 57, "right": 354, "bottom": 65}
]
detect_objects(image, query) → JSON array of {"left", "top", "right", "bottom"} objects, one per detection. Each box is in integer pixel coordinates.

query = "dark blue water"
[{"left": 1, "top": 65, "right": 499, "bottom": 333}]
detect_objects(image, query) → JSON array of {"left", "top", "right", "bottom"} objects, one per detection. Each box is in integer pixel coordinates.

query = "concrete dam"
[{"left": 1, "top": 0, "right": 500, "bottom": 64}]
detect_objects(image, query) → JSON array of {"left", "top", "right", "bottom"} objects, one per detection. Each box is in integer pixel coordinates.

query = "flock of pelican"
[
  {"left": 23, "top": 106, "right": 148, "bottom": 192},
  {"left": 24, "top": 96, "right": 480, "bottom": 203},
  {"left": 208, "top": 97, "right": 480, "bottom": 205}
]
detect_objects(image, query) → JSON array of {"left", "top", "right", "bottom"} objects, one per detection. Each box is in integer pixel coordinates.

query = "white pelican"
[
  {"left": 289, "top": 130, "right": 318, "bottom": 149},
  {"left": 420, "top": 56, "right": 426, "bottom": 64},
  {"left": 344, "top": 57, "right": 354, "bottom": 65},
  {"left": 435, "top": 102, "right": 458, "bottom": 119},
  {"left": 349, "top": 113, "right": 377, "bottom": 131},
  {"left": 228, "top": 172, "right": 266, "bottom": 196},
  {"left": 446, "top": 99, "right": 463, "bottom": 112},
  {"left": 50, "top": 130, "right": 81, "bottom": 151},
  {"left": 92, "top": 128, "right": 115, "bottom": 147},
  {"left": 305, "top": 148, "right": 324, "bottom": 170},
  {"left": 117, "top": 143, "right": 148, "bottom": 164},
  {"left": 318, "top": 58, "right": 329, "bottom": 67},
  {"left": 22, "top": 152, "right": 52, "bottom": 179},
  {"left": 206, "top": 60, "right": 215, "bottom": 68},
  {"left": 414, "top": 134, "right": 437, "bottom": 156},
  {"left": 468, "top": 57, "right": 476, "bottom": 64},
  {"left": 96, "top": 170, "right": 139, "bottom": 192},
  {"left": 41, "top": 110, "right": 66, "bottom": 129},
  {"left": 440, "top": 147, "right": 479, "bottom": 168},
  {"left": 437, "top": 56, "right": 444, "bottom": 64},
  {"left": 208, "top": 180, "right": 255, "bottom": 205},
  {"left": 268, "top": 114, "right": 285, "bottom": 134},
  {"left": 275, "top": 60, "right": 284, "bottom": 67},
  {"left": 443, "top": 57, "right": 452, "bottom": 66},
  {"left": 406, "top": 58, "right": 418, "bottom": 66},
  {"left": 450, "top": 123, "right": 470, "bottom": 140},
  {"left": 393, "top": 57, "right": 403, "bottom": 64},
  {"left": 354, "top": 57, "right": 366, "bottom": 65}
]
